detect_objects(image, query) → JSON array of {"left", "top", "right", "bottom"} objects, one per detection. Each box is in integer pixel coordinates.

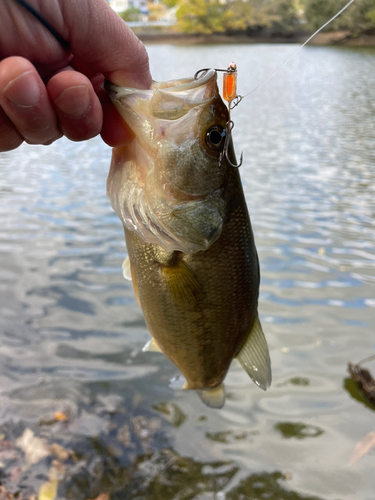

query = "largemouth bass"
[{"left": 106, "top": 69, "right": 271, "bottom": 408}]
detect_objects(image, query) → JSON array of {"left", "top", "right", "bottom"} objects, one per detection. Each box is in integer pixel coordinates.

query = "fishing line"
[{"left": 358, "top": 354, "right": 375, "bottom": 366}]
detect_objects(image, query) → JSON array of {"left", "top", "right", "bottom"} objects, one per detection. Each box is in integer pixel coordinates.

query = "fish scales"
[{"left": 125, "top": 169, "right": 258, "bottom": 390}]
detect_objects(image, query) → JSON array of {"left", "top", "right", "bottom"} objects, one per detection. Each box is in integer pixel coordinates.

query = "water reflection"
[
  {"left": 152, "top": 402, "right": 187, "bottom": 428},
  {"left": 277, "top": 377, "right": 310, "bottom": 387},
  {"left": 274, "top": 422, "right": 324, "bottom": 439},
  {"left": 205, "top": 430, "right": 249, "bottom": 444},
  {"left": 227, "top": 472, "right": 323, "bottom": 500}
]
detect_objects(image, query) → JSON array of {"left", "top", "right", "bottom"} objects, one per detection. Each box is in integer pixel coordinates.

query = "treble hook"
[
  {"left": 229, "top": 95, "right": 243, "bottom": 110},
  {"left": 219, "top": 121, "right": 243, "bottom": 168}
]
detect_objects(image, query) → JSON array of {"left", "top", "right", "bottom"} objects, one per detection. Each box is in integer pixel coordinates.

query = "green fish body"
[{"left": 106, "top": 70, "right": 271, "bottom": 407}]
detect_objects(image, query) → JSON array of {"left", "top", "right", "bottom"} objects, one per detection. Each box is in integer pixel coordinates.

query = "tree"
[
  {"left": 267, "top": 0, "right": 299, "bottom": 32},
  {"left": 176, "top": 0, "right": 300, "bottom": 35},
  {"left": 176, "top": 0, "right": 226, "bottom": 34},
  {"left": 119, "top": 7, "right": 141, "bottom": 23},
  {"left": 303, "top": 0, "right": 375, "bottom": 33},
  {"left": 164, "top": 0, "right": 179, "bottom": 7}
]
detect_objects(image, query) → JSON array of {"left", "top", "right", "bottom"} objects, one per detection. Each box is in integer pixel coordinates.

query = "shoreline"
[{"left": 136, "top": 31, "right": 375, "bottom": 47}]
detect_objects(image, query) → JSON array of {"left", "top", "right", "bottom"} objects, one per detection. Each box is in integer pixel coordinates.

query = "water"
[{"left": 0, "top": 44, "right": 375, "bottom": 499}]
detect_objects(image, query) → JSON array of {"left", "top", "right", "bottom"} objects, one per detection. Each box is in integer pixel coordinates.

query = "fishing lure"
[{"left": 194, "top": 63, "right": 243, "bottom": 168}]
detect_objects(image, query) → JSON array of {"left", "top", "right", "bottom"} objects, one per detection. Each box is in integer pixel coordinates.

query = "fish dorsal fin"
[
  {"left": 142, "top": 338, "right": 162, "bottom": 353},
  {"left": 236, "top": 315, "right": 272, "bottom": 391},
  {"left": 122, "top": 256, "right": 132, "bottom": 281},
  {"left": 160, "top": 255, "right": 204, "bottom": 309},
  {"left": 197, "top": 384, "right": 225, "bottom": 409}
]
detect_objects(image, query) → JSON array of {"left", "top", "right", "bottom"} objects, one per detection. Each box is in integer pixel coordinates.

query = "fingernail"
[
  {"left": 3, "top": 71, "right": 41, "bottom": 107},
  {"left": 54, "top": 86, "right": 91, "bottom": 118}
]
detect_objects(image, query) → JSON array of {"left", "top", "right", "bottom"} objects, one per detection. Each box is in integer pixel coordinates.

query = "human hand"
[{"left": 0, "top": 0, "right": 151, "bottom": 152}]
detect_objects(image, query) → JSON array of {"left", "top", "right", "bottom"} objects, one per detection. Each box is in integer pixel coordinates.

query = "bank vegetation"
[{"left": 175, "top": 0, "right": 375, "bottom": 37}]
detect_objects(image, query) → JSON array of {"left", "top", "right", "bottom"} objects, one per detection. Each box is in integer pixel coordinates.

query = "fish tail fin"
[
  {"left": 197, "top": 384, "right": 225, "bottom": 409},
  {"left": 236, "top": 314, "right": 272, "bottom": 390}
]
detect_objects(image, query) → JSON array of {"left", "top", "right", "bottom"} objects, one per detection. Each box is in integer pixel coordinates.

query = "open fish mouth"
[
  {"left": 105, "top": 70, "right": 219, "bottom": 126},
  {"left": 106, "top": 68, "right": 217, "bottom": 99}
]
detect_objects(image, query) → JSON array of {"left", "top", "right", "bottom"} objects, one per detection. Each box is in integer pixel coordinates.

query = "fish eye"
[{"left": 205, "top": 126, "right": 225, "bottom": 152}]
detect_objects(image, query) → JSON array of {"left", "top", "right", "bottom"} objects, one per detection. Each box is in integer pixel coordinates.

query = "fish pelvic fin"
[
  {"left": 130, "top": 263, "right": 141, "bottom": 308},
  {"left": 122, "top": 256, "right": 132, "bottom": 281},
  {"left": 123, "top": 255, "right": 141, "bottom": 308},
  {"left": 197, "top": 384, "right": 225, "bottom": 409},
  {"left": 142, "top": 337, "right": 162, "bottom": 353},
  {"left": 160, "top": 253, "right": 204, "bottom": 309},
  {"left": 236, "top": 315, "right": 272, "bottom": 391}
]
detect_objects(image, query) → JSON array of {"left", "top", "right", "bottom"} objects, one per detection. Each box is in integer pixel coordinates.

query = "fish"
[{"left": 106, "top": 69, "right": 271, "bottom": 408}]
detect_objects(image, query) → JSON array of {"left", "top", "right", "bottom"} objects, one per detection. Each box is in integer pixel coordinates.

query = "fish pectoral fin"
[
  {"left": 142, "top": 337, "right": 162, "bottom": 353},
  {"left": 236, "top": 315, "right": 272, "bottom": 391},
  {"left": 160, "top": 254, "right": 204, "bottom": 308},
  {"left": 197, "top": 384, "right": 225, "bottom": 409},
  {"left": 122, "top": 256, "right": 132, "bottom": 281}
]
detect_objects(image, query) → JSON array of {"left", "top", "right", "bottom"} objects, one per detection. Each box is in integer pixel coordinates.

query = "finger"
[
  {"left": 0, "top": 107, "right": 23, "bottom": 152},
  {"left": 91, "top": 75, "right": 134, "bottom": 147},
  {"left": 0, "top": 57, "right": 62, "bottom": 145},
  {"left": 64, "top": 0, "right": 152, "bottom": 89},
  {"left": 47, "top": 68, "right": 102, "bottom": 142},
  {"left": 100, "top": 92, "right": 134, "bottom": 147}
]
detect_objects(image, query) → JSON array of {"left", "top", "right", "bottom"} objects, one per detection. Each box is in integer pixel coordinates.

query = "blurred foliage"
[
  {"left": 298, "top": 0, "right": 375, "bottom": 33},
  {"left": 267, "top": 0, "right": 300, "bottom": 32},
  {"left": 148, "top": 2, "right": 166, "bottom": 22},
  {"left": 176, "top": 0, "right": 301, "bottom": 34},
  {"left": 119, "top": 7, "right": 141, "bottom": 22},
  {"left": 163, "top": 0, "right": 179, "bottom": 7},
  {"left": 174, "top": 0, "right": 375, "bottom": 35},
  {"left": 177, "top": 0, "right": 297, "bottom": 34}
]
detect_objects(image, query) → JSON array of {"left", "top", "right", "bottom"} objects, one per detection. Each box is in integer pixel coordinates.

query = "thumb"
[{"left": 63, "top": 0, "right": 151, "bottom": 89}]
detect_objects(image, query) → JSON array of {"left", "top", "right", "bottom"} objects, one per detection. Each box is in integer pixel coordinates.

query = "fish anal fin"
[
  {"left": 142, "top": 337, "right": 162, "bottom": 353},
  {"left": 236, "top": 315, "right": 272, "bottom": 391},
  {"left": 122, "top": 256, "right": 132, "bottom": 281},
  {"left": 160, "top": 254, "right": 204, "bottom": 308},
  {"left": 197, "top": 384, "right": 225, "bottom": 409}
]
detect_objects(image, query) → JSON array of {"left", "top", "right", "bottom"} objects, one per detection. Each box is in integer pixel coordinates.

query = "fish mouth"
[
  {"left": 105, "top": 69, "right": 220, "bottom": 145},
  {"left": 105, "top": 69, "right": 217, "bottom": 100}
]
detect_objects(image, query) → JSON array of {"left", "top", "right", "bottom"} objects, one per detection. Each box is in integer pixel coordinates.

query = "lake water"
[{"left": 1, "top": 43, "right": 375, "bottom": 499}]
